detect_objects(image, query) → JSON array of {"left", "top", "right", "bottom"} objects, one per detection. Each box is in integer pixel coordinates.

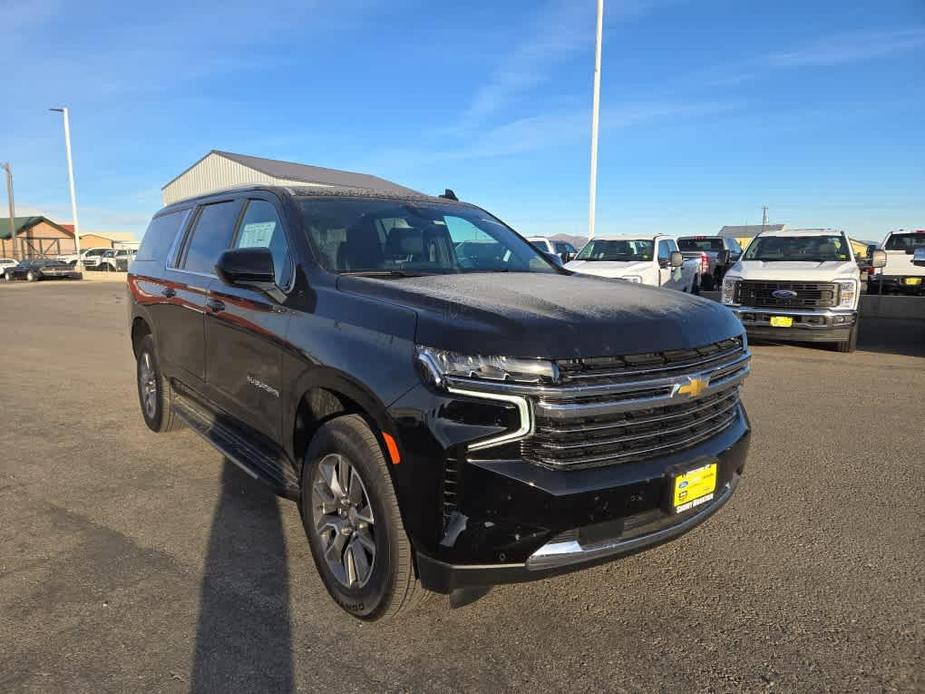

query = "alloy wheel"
[
  {"left": 311, "top": 453, "right": 376, "bottom": 589},
  {"left": 138, "top": 351, "right": 158, "bottom": 419}
]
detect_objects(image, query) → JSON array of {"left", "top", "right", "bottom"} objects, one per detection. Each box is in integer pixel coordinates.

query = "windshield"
[
  {"left": 885, "top": 233, "right": 925, "bottom": 252},
  {"left": 575, "top": 239, "right": 654, "bottom": 262},
  {"left": 300, "top": 198, "right": 556, "bottom": 275},
  {"left": 743, "top": 235, "right": 850, "bottom": 262},
  {"left": 678, "top": 238, "right": 724, "bottom": 252}
]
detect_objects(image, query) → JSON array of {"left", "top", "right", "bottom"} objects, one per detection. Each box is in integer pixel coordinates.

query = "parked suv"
[
  {"left": 129, "top": 185, "right": 751, "bottom": 620},
  {"left": 721, "top": 229, "right": 862, "bottom": 352}
]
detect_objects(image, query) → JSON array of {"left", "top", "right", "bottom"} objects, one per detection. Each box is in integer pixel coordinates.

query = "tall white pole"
[
  {"left": 2, "top": 163, "right": 16, "bottom": 259},
  {"left": 588, "top": 0, "right": 604, "bottom": 239},
  {"left": 51, "top": 107, "right": 82, "bottom": 271}
]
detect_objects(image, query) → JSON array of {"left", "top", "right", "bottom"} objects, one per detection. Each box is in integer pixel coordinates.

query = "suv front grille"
[
  {"left": 523, "top": 387, "right": 741, "bottom": 469},
  {"left": 525, "top": 338, "right": 748, "bottom": 470},
  {"left": 735, "top": 281, "right": 838, "bottom": 309}
]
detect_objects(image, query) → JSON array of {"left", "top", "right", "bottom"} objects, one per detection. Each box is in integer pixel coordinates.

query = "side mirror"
[
  {"left": 215, "top": 247, "right": 275, "bottom": 289},
  {"left": 669, "top": 251, "right": 684, "bottom": 268},
  {"left": 913, "top": 246, "right": 925, "bottom": 266},
  {"left": 870, "top": 249, "right": 887, "bottom": 269},
  {"left": 717, "top": 250, "right": 731, "bottom": 265}
]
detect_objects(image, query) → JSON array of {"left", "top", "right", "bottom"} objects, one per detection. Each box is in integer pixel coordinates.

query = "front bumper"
[
  {"left": 411, "top": 404, "right": 750, "bottom": 593},
  {"left": 870, "top": 275, "right": 925, "bottom": 295},
  {"left": 732, "top": 306, "right": 856, "bottom": 343}
]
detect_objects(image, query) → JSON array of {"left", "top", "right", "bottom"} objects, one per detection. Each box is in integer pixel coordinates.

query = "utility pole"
[
  {"left": 2, "top": 163, "right": 16, "bottom": 260},
  {"left": 761, "top": 205, "right": 769, "bottom": 233},
  {"left": 49, "top": 107, "right": 82, "bottom": 271},
  {"left": 588, "top": 0, "right": 604, "bottom": 239}
]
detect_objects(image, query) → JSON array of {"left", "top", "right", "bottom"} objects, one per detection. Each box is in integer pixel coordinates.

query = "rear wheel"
[
  {"left": 691, "top": 276, "right": 701, "bottom": 295},
  {"left": 301, "top": 414, "right": 426, "bottom": 621},
  {"left": 136, "top": 334, "right": 183, "bottom": 432},
  {"left": 26, "top": 270, "right": 36, "bottom": 282},
  {"left": 701, "top": 274, "right": 715, "bottom": 291}
]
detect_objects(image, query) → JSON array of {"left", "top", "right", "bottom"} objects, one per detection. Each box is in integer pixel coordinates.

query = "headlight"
[
  {"left": 834, "top": 279, "right": 858, "bottom": 308},
  {"left": 622, "top": 275, "right": 642, "bottom": 283},
  {"left": 721, "top": 277, "right": 741, "bottom": 304},
  {"left": 416, "top": 346, "right": 557, "bottom": 386}
]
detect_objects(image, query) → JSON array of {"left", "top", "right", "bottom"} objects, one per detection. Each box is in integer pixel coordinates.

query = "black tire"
[
  {"left": 300, "top": 414, "right": 426, "bottom": 621},
  {"left": 701, "top": 273, "right": 715, "bottom": 291},
  {"left": 135, "top": 334, "right": 183, "bottom": 432},
  {"left": 26, "top": 270, "right": 37, "bottom": 282},
  {"left": 691, "top": 276, "right": 701, "bottom": 295},
  {"left": 834, "top": 323, "right": 858, "bottom": 353}
]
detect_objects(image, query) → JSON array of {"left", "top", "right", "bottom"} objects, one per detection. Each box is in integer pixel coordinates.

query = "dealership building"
[{"left": 161, "top": 150, "right": 420, "bottom": 205}]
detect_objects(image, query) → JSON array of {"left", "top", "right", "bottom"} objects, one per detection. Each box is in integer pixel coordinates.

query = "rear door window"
[
  {"left": 136, "top": 210, "right": 190, "bottom": 262},
  {"left": 181, "top": 201, "right": 242, "bottom": 275}
]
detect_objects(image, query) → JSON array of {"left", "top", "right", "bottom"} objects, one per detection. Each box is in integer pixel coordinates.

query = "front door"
[{"left": 205, "top": 197, "right": 294, "bottom": 442}]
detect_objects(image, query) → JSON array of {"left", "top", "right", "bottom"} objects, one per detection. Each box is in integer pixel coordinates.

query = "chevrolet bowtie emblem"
[{"left": 676, "top": 376, "right": 709, "bottom": 398}]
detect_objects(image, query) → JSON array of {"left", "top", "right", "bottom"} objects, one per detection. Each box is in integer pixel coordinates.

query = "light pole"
[
  {"left": 2, "top": 162, "right": 15, "bottom": 260},
  {"left": 49, "top": 107, "right": 82, "bottom": 271},
  {"left": 588, "top": 0, "right": 604, "bottom": 239}
]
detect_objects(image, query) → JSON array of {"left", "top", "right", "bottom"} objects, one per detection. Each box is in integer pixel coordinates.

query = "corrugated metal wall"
[{"left": 161, "top": 153, "right": 329, "bottom": 205}]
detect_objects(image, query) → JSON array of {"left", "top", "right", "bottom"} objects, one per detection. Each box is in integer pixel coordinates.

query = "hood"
[
  {"left": 564, "top": 259, "right": 651, "bottom": 279},
  {"left": 338, "top": 272, "right": 742, "bottom": 359},
  {"left": 728, "top": 260, "right": 860, "bottom": 282}
]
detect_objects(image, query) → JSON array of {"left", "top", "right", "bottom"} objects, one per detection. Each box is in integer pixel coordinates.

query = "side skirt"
[{"left": 171, "top": 391, "right": 300, "bottom": 500}]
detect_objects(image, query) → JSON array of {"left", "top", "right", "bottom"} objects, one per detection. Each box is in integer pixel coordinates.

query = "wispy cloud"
[
  {"left": 449, "top": 0, "right": 664, "bottom": 133},
  {"left": 766, "top": 27, "right": 925, "bottom": 67},
  {"left": 0, "top": 0, "right": 59, "bottom": 31},
  {"left": 372, "top": 98, "right": 741, "bottom": 170}
]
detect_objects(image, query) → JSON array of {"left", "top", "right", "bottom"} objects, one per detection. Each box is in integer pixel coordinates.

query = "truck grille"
[
  {"left": 522, "top": 338, "right": 749, "bottom": 470},
  {"left": 735, "top": 281, "right": 838, "bottom": 309}
]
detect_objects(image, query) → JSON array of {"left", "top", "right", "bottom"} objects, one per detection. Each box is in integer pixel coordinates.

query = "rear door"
[
  {"left": 204, "top": 195, "right": 294, "bottom": 441},
  {"left": 153, "top": 199, "right": 243, "bottom": 389}
]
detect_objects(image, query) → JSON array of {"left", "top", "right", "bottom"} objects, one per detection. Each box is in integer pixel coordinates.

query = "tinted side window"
[
  {"left": 182, "top": 201, "right": 241, "bottom": 275},
  {"left": 136, "top": 210, "right": 190, "bottom": 262},
  {"left": 234, "top": 200, "right": 293, "bottom": 288}
]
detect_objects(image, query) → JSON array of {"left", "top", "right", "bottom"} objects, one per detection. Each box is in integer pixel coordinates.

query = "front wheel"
[
  {"left": 301, "top": 414, "right": 426, "bottom": 621},
  {"left": 26, "top": 270, "right": 36, "bottom": 282}
]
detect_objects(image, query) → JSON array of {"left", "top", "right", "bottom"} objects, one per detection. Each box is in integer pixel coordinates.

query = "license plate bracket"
[
  {"left": 769, "top": 315, "right": 793, "bottom": 328},
  {"left": 668, "top": 461, "right": 718, "bottom": 514}
]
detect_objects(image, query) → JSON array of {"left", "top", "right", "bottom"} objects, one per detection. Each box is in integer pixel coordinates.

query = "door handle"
[
  {"left": 206, "top": 298, "right": 225, "bottom": 312},
  {"left": 161, "top": 287, "right": 176, "bottom": 298}
]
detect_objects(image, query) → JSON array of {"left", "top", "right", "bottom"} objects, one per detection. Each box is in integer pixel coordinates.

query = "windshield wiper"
[{"left": 341, "top": 270, "right": 430, "bottom": 278}]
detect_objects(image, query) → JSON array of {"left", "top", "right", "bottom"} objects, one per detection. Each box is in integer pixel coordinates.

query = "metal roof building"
[{"left": 162, "top": 150, "right": 422, "bottom": 205}]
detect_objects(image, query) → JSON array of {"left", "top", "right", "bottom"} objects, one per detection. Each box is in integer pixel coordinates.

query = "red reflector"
[{"left": 383, "top": 432, "right": 401, "bottom": 465}]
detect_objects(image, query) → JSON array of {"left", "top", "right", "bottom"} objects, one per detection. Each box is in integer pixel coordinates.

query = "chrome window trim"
[{"left": 445, "top": 386, "right": 533, "bottom": 452}]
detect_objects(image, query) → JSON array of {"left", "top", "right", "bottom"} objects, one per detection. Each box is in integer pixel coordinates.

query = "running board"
[{"left": 172, "top": 393, "right": 300, "bottom": 500}]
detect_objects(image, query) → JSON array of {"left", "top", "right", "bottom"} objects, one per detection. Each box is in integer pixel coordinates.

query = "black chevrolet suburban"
[{"left": 129, "top": 185, "right": 751, "bottom": 620}]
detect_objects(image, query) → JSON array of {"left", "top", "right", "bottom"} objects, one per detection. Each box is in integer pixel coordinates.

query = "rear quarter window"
[{"left": 135, "top": 210, "right": 191, "bottom": 262}]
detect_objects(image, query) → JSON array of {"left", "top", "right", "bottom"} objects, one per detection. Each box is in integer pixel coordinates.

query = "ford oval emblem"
[{"left": 772, "top": 289, "right": 798, "bottom": 299}]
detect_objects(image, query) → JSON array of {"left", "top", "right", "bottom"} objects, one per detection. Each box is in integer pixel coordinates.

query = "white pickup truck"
[
  {"left": 565, "top": 235, "right": 701, "bottom": 293},
  {"left": 868, "top": 229, "right": 925, "bottom": 296},
  {"left": 721, "top": 229, "right": 862, "bottom": 352}
]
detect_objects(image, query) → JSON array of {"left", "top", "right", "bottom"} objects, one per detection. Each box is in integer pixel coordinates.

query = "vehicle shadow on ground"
[{"left": 191, "top": 461, "right": 294, "bottom": 692}]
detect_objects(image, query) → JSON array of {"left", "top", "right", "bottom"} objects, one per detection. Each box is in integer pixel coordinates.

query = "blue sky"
[{"left": 1, "top": 0, "right": 923, "bottom": 241}]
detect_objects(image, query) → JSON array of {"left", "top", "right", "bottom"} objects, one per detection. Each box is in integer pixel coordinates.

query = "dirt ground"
[{"left": 0, "top": 280, "right": 921, "bottom": 692}]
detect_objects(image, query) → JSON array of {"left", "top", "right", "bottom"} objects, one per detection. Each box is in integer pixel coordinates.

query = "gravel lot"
[{"left": 0, "top": 280, "right": 921, "bottom": 693}]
